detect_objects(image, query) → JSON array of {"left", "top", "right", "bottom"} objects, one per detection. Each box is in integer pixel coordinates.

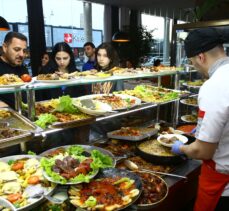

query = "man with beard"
[
  {"left": 0, "top": 32, "right": 29, "bottom": 108},
  {"left": 82, "top": 42, "right": 96, "bottom": 71}
]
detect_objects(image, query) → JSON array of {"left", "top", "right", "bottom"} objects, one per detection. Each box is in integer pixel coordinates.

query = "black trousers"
[{"left": 215, "top": 196, "right": 229, "bottom": 211}]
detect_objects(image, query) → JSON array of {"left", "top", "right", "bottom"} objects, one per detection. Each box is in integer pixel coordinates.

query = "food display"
[
  {"left": 69, "top": 168, "right": 142, "bottom": 211},
  {"left": 35, "top": 96, "right": 94, "bottom": 129},
  {"left": 0, "top": 66, "right": 197, "bottom": 210},
  {"left": 107, "top": 127, "right": 158, "bottom": 141},
  {"left": 0, "top": 155, "right": 55, "bottom": 210},
  {"left": 0, "top": 74, "right": 25, "bottom": 87},
  {"left": 135, "top": 171, "right": 168, "bottom": 208},
  {"left": 115, "top": 85, "right": 181, "bottom": 103},
  {"left": 40, "top": 145, "right": 114, "bottom": 184}
]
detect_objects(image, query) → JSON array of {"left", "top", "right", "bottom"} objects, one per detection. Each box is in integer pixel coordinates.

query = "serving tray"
[{"left": 107, "top": 127, "right": 158, "bottom": 141}]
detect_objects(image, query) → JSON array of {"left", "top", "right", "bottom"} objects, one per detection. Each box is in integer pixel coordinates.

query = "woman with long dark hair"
[
  {"left": 51, "top": 42, "right": 76, "bottom": 73},
  {"left": 93, "top": 42, "right": 121, "bottom": 93}
]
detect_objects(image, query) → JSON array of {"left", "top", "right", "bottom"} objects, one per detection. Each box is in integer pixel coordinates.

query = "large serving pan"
[
  {"left": 0, "top": 128, "right": 34, "bottom": 149},
  {"left": 136, "top": 139, "right": 186, "bottom": 165},
  {"left": 35, "top": 99, "right": 95, "bottom": 128},
  {"left": 0, "top": 108, "right": 42, "bottom": 148},
  {"left": 69, "top": 167, "right": 143, "bottom": 211},
  {"left": 107, "top": 127, "right": 158, "bottom": 141},
  {"left": 0, "top": 107, "right": 41, "bottom": 132},
  {"left": 0, "top": 154, "right": 56, "bottom": 211}
]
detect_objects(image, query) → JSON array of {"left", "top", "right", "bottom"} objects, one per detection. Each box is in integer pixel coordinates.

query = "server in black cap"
[{"left": 172, "top": 28, "right": 229, "bottom": 211}]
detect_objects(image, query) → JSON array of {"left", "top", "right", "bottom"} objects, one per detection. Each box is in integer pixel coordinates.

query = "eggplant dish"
[{"left": 135, "top": 171, "right": 168, "bottom": 206}]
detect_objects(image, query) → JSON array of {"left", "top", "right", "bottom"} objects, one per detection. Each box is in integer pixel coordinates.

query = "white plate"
[
  {"left": 74, "top": 93, "right": 141, "bottom": 111},
  {"left": 73, "top": 99, "right": 113, "bottom": 116},
  {"left": 181, "top": 115, "right": 197, "bottom": 123},
  {"left": 0, "top": 197, "right": 16, "bottom": 211},
  {"left": 157, "top": 134, "right": 188, "bottom": 147},
  {"left": 180, "top": 98, "right": 198, "bottom": 107},
  {"left": 81, "top": 75, "right": 111, "bottom": 80},
  {"left": 34, "top": 77, "right": 79, "bottom": 84},
  {"left": 0, "top": 83, "right": 25, "bottom": 88},
  {"left": 182, "top": 82, "right": 202, "bottom": 89}
]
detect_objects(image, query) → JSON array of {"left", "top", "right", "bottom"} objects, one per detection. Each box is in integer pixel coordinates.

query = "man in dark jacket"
[{"left": 0, "top": 31, "right": 29, "bottom": 108}]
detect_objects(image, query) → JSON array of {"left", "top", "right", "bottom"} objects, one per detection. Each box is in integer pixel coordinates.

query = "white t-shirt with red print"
[{"left": 195, "top": 58, "right": 229, "bottom": 196}]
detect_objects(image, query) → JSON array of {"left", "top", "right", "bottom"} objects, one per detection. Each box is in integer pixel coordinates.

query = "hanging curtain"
[{"left": 26, "top": 0, "right": 46, "bottom": 76}]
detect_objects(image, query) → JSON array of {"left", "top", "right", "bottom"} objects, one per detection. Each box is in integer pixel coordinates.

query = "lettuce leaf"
[
  {"left": 40, "top": 147, "right": 114, "bottom": 184},
  {"left": 91, "top": 149, "right": 113, "bottom": 169},
  {"left": 35, "top": 113, "right": 57, "bottom": 129},
  {"left": 54, "top": 95, "right": 78, "bottom": 114}
]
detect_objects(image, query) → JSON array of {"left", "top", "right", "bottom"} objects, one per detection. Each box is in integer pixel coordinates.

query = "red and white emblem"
[{"left": 64, "top": 33, "right": 72, "bottom": 43}]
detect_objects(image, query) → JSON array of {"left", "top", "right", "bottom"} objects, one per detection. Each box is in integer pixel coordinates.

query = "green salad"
[{"left": 41, "top": 145, "right": 113, "bottom": 184}]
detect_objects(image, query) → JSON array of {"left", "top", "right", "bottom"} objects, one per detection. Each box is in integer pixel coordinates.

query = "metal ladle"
[{"left": 124, "top": 160, "right": 187, "bottom": 180}]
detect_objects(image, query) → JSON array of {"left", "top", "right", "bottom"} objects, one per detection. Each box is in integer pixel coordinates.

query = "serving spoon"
[
  {"left": 44, "top": 185, "right": 68, "bottom": 204},
  {"left": 124, "top": 160, "right": 187, "bottom": 180}
]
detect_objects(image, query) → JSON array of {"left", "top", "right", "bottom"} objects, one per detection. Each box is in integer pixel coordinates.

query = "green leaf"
[
  {"left": 35, "top": 113, "right": 57, "bottom": 129},
  {"left": 54, "top": 95, "right": 78, "bottom": 114}
]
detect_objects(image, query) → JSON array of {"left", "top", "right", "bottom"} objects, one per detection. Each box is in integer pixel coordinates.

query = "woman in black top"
[
  {"left": 93, "top": 42, "right": 121, "bottom": 93},
  {"left": 38, "top": 42, "right": 82, "bottom": 99}
]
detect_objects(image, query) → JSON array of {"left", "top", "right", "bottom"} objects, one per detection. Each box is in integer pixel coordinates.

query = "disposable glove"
[
  {"left": 171, "top": 140, "right": 184, "bottom": 155},
  {"left": 191, "top": 127, "right": 196, "bottom": 134}
]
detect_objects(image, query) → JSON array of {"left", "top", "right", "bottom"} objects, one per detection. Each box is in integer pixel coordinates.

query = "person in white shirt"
[{"left": 172, "top": 28, "right": 229, "bottom": 211}]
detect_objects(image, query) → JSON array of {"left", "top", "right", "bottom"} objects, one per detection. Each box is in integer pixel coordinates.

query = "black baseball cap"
[{"left": 184, "top": 28, "right": 227, "bottom": 58}]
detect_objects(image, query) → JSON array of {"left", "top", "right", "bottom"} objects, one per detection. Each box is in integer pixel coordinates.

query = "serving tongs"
[
  {"left": 80, "top": 99, "right": 96, "bottom": 109},
  {"left": 124, "top": 160, "right": 187, "bottom": 180},
  {"left": 80, "top": 99, "right": 117, "bottom": 113}
]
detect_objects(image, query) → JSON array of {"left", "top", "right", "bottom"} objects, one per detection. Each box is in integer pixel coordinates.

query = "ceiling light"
[
  {"left": 112, "top": 31, "right": 130, "bottom": 42},
  {"left": 0, "top": 16, "right": 10, "bottom": 31}
]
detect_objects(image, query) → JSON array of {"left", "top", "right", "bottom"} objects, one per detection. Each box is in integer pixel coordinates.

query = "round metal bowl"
[
  {"left": 135, "top": 170, "right": 168, "bottom": 210},
  {"left": 39, "top": 144, "right": 116, "bottom": 185}
]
